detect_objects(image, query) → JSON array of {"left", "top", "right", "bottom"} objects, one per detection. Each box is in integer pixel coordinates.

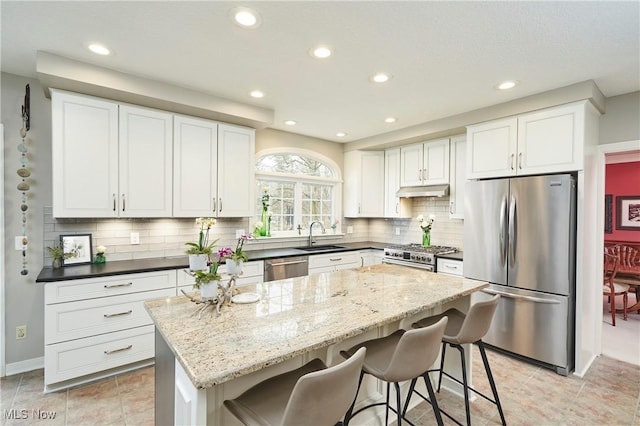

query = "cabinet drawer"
[
  {"left": 308, "top": 252, "right": 361, "bottom": 269},
  {"left": 45, "top": 288, "right": 174, "bottom": 344},
  {"left": 45, "top": 270, "right": 176, "bottom": 304},
  {"left": 45, "top": 325, "right": 154, "bottom": 386},
  {"left": 437, "top": 258, "right": 463, "bottom": 276}
]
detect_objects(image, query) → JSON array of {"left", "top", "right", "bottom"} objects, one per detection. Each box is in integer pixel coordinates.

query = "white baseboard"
[
  {"left": 5, "top": 357, "right": 44, "bottom": 377},
  {"left": 573, "top": 353, "right": 597, "bottom": 378}
]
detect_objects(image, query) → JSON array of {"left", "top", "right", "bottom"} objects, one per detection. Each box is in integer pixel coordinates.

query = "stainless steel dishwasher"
[{"left": 264, "top": 256, "right": 309, "bottom": 282}]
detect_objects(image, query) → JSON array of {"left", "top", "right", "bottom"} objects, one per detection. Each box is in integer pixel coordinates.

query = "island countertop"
[{"left": 144, "top": 263, "right": 487, "bottom": 390}]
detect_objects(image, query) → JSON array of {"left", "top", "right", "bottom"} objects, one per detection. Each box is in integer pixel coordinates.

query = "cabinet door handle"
[
  {"left": 104, "top": 310, "right": 133, "bottom": 318},
  {"left": 450, "top": 201, "right": 454, "bottom": 214},
  {"left": 104, "top": 344, "right": 133, "bottom": 355},
  {"left": 510, "top": 154, "right": 515, "bottom": 170},
  {"left": 104, "top": 282, "right": 133, "bottom": 289},
  {"left": 396, "top": 202, "right": 399, "bottom": 213},
  {"left": 121, "top": 194, "right": 126, "bottom": 212},
  {"left": 358, "top": 203, "right": 361, "bottom": 214},
  {"left": 212, "top": 198, "right": 217, "bottom": 213},
  {"left": 518, "top": 152, "right": 523, "bottom": 169},
  {"left": 219, "top": 198, "right": 222, "bottom": 213},
  {"left": 418, "top": 169, "right": 422, "bottom": 180},
  {"left": 329, "top": 258, "right": 343, "bottom": 262},
  {"left": 112, "top": 194, "right": 116, "bottom": 212}
]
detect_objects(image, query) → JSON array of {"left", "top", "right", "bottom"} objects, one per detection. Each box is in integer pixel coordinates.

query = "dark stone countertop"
[{"left": 36, "top": 241, "right": 386, "bottom": 282}]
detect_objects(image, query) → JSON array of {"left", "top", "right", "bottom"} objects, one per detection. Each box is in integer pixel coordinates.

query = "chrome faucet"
[{"left": 308, "top": 221, "right": 326, "bottom": 247}]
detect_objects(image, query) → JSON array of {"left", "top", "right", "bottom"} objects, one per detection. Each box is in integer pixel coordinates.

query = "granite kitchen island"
[{"left": 145, "top": 263, "right": 488, "bottom": 425}]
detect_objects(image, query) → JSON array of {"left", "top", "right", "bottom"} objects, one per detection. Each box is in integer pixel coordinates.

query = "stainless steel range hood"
[{"left": 396, "top": 184, "right": 449, "bottom": 198}]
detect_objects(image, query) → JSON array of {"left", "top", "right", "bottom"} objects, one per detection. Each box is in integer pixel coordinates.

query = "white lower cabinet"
[
  {"left": 436, "top": 258, "right": 463, "bottom": 276},
  {"left": 44, "top": 270, "right": 176, "bottom": 391},
  {"left": 360, "top": 249, "right": 384, "bottom": 266},
  {"left": 308, "top": 251, "right": 362, "bottom": 274}
]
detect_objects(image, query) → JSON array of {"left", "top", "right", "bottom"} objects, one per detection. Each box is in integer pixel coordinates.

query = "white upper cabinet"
[
  {"left": 173, "top": 115, "right": 218, "bottom": 217},
  {"left": 216, "top": 123, "right": 255, "bottom": 217},
  {"left": 344, "top": 150, "right": 384, "bottom": 217},
  {"left": 118, "top": 105, "right": 173, "bottom": 217},
  {"left": 52, "top": 90, "right": 119, "bottom": 218},
  {"left": 400, "top": 138, "right": 450, "bottom": 187},
  {"left": 466, "top": 117, "right": 517, "bottom": 179},
  {"left": 384, "top": 148, "right": 412, "bottom": 218},
  {"left": 53, "top": 91, "right": 173, "bottom": 218},
  {"left": 467, "top": 101, "right": 590, "bottom": 179},
  {"left": 53, "top": 90, "right": 255, "bottom": 219},
  {"left": 448, "top": 134, "right": 466, "bottom": 219}
]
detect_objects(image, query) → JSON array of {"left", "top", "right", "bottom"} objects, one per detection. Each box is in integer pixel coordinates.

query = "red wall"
[{"left": 605, "top": 161, "right": 640, "bottom": 243}]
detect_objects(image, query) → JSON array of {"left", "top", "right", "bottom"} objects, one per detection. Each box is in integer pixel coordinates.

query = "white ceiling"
[{"left": 1, "top": 1, "right": 639, "bottom": 143}]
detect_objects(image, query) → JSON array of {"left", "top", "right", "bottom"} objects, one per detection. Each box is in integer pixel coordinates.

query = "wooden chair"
[{"left": 603, "top": 249, "right": 629, "bottom": 326}]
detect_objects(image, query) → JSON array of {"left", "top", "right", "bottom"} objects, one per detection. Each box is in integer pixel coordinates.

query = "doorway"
[{"left": 598, "top": 142, "right": 640, "bottom": 366}]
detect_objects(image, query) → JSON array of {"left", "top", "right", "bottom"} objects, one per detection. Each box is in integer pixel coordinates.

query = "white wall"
[{"left": 599, "top": 92, "right": 640, "bottom": 145}]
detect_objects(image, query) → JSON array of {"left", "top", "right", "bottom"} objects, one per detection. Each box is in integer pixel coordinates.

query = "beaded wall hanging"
[{"left": 18, "top": 84, "right": 31, "bottom": 276}]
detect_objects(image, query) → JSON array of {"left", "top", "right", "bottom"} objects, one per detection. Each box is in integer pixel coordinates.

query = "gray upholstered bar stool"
[
  {"left": 223, "top": 347, "right": 366, "bottom": 426},
  {"left": 341, "top": 317, "right": 448, "bottom": 426},
  {"left": 404, "top": 295, "right": 505, "bottom": 426}
]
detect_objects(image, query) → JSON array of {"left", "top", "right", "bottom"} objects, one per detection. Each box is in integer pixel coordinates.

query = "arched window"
[{"left": 255, "top": 150, "right": 342, "bottom": 236}]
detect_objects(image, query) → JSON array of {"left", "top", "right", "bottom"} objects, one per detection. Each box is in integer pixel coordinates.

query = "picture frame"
[
  {"left": 60, "top": 234, "right": 93, "bottom": 265},
  {"left": 605, "top": 194, "right": 613, "bottom": 234},
  {"left": 616, "top": 196, "right": 640, "bottom": 231}
]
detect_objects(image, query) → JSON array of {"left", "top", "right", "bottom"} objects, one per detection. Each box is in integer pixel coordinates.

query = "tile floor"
[{"left": 2, "top": 345, "right": 639, "bottom": 426}]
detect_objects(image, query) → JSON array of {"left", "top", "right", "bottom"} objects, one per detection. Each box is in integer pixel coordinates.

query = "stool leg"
[
  {"left": 437, "top": 342, "right": 447, "bottom": 392},
  {"left": 423, "top": 373, "right": 444, "bottom": 426},
  {"left": 478, "top": 342, "right": 506, "bottom": 426},
  {"left": 454, "top": 344, "right": 471, "bottom": 426},
  {"left": 343, "top": 370, "right": 365, "bottom": 426},
  {"left": 402, "top": 377, "right": 418, "bottom": 416},
  {"left": 385, "top": 382, "right": 391, "bottom": 426},
  {"left": 394, "top": 382, "right": 402, "bottom": 426}
]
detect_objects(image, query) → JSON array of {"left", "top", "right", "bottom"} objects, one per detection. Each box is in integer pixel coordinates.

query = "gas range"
[{"left": 383, "top": 244, "right": 458, "bottom": 271}]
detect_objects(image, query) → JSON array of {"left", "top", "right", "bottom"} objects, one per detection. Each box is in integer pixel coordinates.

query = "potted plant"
[
  {"left": 185, "top": 217, "right": 217, "bottom": 271},
  {"left": 193, "top": 259, "right": 222, "bottom": 299},
  {"left": 47, "top": 243, "right": 72, "bottom": 268},
  {"left": 225, "top": 234, "right": 252, "bottom": 275}
]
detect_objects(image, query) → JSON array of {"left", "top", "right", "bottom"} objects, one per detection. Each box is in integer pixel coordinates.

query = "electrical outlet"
[
  {"left": 347, "top": 226, "right": 354, "bottom": 234},
  {"left": 235, "top": 229, "right": 245, "bottom": 238},
  {"left": 395, "top": 227, "right": 400, "bottom": 236},
  {"left": 16, "top": 325, "right": 26, "bottom": 340},
  {"left": 130, "top": 232, "right": 140, "bottom": 245}
]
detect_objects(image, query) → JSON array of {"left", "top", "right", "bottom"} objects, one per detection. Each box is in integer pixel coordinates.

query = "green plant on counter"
[{"left": 47, "top": 243, "right": 73, "bottom": 261}]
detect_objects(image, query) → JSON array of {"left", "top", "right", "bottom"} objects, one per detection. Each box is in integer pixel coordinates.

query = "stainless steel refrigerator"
[{"left": 464, "top": 174, "right": 576, "bottom": 375}]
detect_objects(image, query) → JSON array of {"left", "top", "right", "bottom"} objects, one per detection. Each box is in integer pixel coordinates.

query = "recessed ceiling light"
[
  {"left": 250, "top": 90, "right": 265, "bottom": 98},
  {"left": 370, "top": 73, "right": 392, "bottom": 83},
  {"left": 310, "top": 46, "right": 332, "bottom": 59},
  {"left": 385, "top": 117, "right": 397, "bottom": 123},
  {"left": 231, "top": 7, "right": 261, "bottom": 28},
  {"left": 88, "top": 43, "right": 110, "bottom": 56},
  {"left": 284, "top": 120, "right": 297, "bottom": 126},
  {"left": 497, "top": 80, "right": 518, "bottom": 90},
  {"left": 336, "top": 132, "right": 347, "bottom": 138}
]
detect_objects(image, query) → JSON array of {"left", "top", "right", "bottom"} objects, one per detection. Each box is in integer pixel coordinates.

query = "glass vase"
[
  {"left": 260, "top": 208, "right": 268, "bottom": 237},
  {"left": 422, "top": 231, "right": 431, "bottom": 247}
]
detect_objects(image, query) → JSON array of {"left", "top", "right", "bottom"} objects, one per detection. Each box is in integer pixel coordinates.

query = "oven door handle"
[{"left": 382, "top": 258, "right": 434, "bottom": 272}]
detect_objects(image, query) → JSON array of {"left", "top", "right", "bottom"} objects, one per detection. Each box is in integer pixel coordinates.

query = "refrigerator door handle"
[
  {"left": 499, "top": 196, "right": 508, "bottom": 267},
  {"left": 482, "top": 288, "right": 561, "bottom": 304},
  {"left": 508, "top": 195, "right": 517, "bottom": 266}
]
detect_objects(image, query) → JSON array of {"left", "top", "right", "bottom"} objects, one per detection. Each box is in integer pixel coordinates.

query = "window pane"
[
  {"left": 301, "top": 183, "right": 332, "bottom": 228},
  {"left": 256, "top": 180, "right": 295, "bottom": 231},
  {"left": 256, "top": 154, "right": 333, "bottom": 178}
]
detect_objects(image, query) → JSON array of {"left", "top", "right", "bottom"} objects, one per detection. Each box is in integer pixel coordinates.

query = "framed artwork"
[
  {"left": 604, "top": 194, "right": 613, "bottom": 234},
  {"left": 60, "top": 234, "right": 93, "bottom": 265},
  {"left": 616, "top": 196, "right": 640, "bottom": 231}
]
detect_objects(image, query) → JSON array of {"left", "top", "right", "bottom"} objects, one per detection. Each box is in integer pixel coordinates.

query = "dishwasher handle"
[{"left": 266, "top": 259, "right": 308, "bottom": 268}]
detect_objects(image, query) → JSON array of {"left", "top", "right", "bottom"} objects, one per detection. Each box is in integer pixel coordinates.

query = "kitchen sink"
[{"left": 297, "top": 245, "right": 346, "bottom": 252}]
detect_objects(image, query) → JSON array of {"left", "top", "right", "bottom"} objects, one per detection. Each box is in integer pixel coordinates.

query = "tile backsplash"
[{"left": 43, "top": 197, "right": 463, "bottom": 264}]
